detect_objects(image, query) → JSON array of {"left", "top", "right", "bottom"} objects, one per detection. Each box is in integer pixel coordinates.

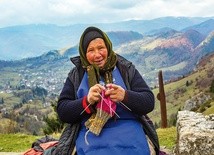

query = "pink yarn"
[{"left": 96, "top": 90, "right": 116, "bottom": 117}]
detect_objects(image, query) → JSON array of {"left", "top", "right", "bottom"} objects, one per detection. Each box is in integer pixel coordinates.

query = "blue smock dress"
[{"left": 76, "top": 67, "right": 150, "bottom": 155}]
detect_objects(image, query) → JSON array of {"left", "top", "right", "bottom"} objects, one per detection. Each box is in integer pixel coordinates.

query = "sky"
[{"left": 0, "top": 0, "right": 214, "bottom": 28}]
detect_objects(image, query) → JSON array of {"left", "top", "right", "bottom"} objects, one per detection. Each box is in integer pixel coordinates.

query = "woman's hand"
[
  {"left": 105, "top": 83, "right": 125, "bottom": 102},
  {"left": 87, "top": 84, "right": 105, "bottom": 105}
]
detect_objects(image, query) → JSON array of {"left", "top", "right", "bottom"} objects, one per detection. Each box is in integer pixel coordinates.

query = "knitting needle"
[
  {"left": 80, "top": 102, "right": 93, "bottom": 115},
  {"left": 118, "top": 101, "right": 132, "bottom": 111}
]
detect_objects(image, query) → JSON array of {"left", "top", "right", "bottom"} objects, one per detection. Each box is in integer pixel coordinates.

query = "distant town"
[{"left": 1, "top": 68, "right": 66, "bottom": 96}]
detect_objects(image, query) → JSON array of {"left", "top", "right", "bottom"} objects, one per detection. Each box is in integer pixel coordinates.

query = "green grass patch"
[
  {"left": 0, "top": 133, "right": 60, "bottom": 152},
  {"left": 203, "top": 101, "right": 214, "bottom": 115},
  {"left": 0, "top": 127, "right": 177, "bottom": 152},
  {"left": 0, "top": 92, "right": 21, "bottom": 106},
  {"left": 0, "top": 133, "right": 42, "bottom": 152},
  {"left": 157, "top": 127, "right": 177, "bottom": 149}
]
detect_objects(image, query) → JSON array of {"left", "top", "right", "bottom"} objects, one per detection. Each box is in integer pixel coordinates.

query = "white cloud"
[
  {"left": 94, "top": 0, "right": 142, "bottom": 9},
  {"left": 0, "top": 0, "right": 213, "bottom": 28}
]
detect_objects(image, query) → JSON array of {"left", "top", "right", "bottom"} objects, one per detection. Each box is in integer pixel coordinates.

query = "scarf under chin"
[{"left": 86, "top": 58, "right": 117, "bottom": 87}]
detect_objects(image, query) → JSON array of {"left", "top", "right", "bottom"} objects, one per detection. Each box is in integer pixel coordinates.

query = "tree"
[
  {"left": 0, "top": 98, "right": 4, "bottom": 104},
  {"left": 210, "top": 80, "right": 214, "bottom": 93},
  {"left": 32, "top": 86, "right": 48, "bottom": 98},
  {"left": 43, "top": 100, "right": 64, "bottom": 134},
  {"left": 186, "top": 80, "right": 189, "bottom": 87}
]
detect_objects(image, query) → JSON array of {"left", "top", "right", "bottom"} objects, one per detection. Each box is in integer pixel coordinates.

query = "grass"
[
  {"left": 0, "top": 133, "right": 42, "bottom": 152},
  {"left": 157, "top": 127, "right": 176, "bottom": 149},
  {"left": 203, "top": 101, "right": 214, "bottom": 115},
  {"left": 0, "top": 92, "right": 21, "bottom": 107},
  {"left": 0, "top": 127, "right": 177, "bottom": 152}
]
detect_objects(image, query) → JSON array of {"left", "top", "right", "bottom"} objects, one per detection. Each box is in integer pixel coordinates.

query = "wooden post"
[{"left": 157, "top": 70, "right": 167, "bottom": 128}]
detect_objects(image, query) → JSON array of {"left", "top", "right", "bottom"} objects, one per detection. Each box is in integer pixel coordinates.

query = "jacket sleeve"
[
  {"left": 57, "top": 77, "right": 86, "bottom": 124},
  {"left": 122, "top": 69, "right": 155, "bottom": 115}
]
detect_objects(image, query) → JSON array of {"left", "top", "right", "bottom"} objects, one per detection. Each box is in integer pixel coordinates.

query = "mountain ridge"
[
  {"left": 1, "top": 16, "right": 213, "bottom": 60},
  {"left": 1, "top": 28, "right": 214, "bottom": 87}
]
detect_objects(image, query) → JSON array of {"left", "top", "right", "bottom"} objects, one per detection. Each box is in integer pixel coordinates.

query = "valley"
[{"left": 0, "top": 17, "right": 214, "bottom": 136}]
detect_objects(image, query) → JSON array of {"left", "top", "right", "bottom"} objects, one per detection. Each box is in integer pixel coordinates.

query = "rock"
[
  {"left": 175, "top": 111, "right": 214, "bottom": 155},
  {"left": 184, "top": 92, "right": 211, "bottom": 111}
]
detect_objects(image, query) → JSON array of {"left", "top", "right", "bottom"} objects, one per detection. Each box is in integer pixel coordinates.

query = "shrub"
[
  {"left": 210, "top": 80, "right": 214, "bottom": 93},
  {"left": 43, "top": 101, "right": 64, "bottom": 134}
]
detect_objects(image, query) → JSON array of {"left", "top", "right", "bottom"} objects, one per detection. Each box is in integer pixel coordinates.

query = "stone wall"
[{"left": 175, "top": 111, "right": 214, "bottom": 155}]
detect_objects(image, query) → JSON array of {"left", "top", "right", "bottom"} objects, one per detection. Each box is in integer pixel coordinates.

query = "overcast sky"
[{"left": 0, "top": 0, "right": 214, "bottom": 28}]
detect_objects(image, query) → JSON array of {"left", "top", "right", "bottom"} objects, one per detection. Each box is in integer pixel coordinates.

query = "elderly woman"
[{"left": 57, "top": 26, "right": 156, "bottom": 155}]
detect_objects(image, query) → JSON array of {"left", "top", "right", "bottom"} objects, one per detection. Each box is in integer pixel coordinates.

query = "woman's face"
[{"left": 86, "top": 38, "right": 108, "bottom": 68}]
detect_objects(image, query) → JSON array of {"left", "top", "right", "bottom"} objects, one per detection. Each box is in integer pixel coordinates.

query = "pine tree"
[
  {"left": 210, "top": 80, "right": 214, "bottom": 93},
  {"left": 186, "top": 80, "right": 189, "bottom": 87}
]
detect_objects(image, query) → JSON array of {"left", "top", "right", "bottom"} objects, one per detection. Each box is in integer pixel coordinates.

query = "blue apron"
[{"left": 76, "top": 67, "right": 150, "bottom": 155}]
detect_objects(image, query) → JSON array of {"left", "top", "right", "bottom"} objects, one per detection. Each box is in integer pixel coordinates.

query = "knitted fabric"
[
  {"left": 85, "top": 109, "right": 111, "bottom": 136},
  {"left": 85, "top": 90, "right": 116, "bottom": 136}
]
